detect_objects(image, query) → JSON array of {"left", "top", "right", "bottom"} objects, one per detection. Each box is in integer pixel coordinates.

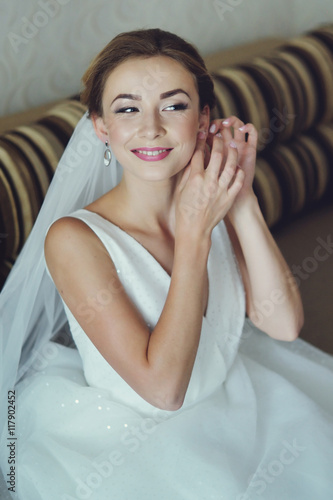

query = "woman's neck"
[{"left": 107, "top": 172, "right": 182, "bottom": 235}]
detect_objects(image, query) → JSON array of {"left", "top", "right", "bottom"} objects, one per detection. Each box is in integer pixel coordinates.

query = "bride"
[{"left": 1, "top": 28, "right": 333, "bottom": 500}]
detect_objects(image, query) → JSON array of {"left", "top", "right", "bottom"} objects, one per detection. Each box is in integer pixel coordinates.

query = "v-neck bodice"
[
  {"left": 81, "top": 209, "right": 210, "bottom": 319},
  {"left": 60, "top": 208, "right": 245, "bottom": 415},
  {"left": 84, "top": 210, "right": 174, "bottom": 278}
]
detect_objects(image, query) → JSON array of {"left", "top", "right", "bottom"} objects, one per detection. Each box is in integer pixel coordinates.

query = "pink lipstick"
[{"left": 131, "top": 147, "right": 173, "bottom": 161}]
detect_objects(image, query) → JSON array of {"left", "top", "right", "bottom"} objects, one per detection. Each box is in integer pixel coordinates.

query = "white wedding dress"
[{"left": 13, "top": 209, "right": 333, "bottom": 500}]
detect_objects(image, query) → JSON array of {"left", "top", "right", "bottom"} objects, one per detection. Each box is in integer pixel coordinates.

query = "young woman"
[{"left": 1, "top": 28, "right": 333, "bottom": 500}]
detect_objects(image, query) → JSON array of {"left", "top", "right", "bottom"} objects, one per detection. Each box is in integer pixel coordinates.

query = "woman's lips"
[{"left": 131, "top": 147, "right": 173, "bottom": 161}]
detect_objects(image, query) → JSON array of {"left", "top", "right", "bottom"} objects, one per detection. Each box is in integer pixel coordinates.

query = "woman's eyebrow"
[
  {"left": 111, "top": 88, "right": 191, "bottom": 105},
  {"left": 160, "top": 88, "right": 191, "bottom": 100},
  {"left": 111, "top": 93, "right": 141, "bottom": 104}
]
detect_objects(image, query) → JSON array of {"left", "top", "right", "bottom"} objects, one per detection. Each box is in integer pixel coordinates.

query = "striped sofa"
[
  {"left": 0, "top": 99, "right": 87, "bottom": 286},
  {"left": 0, "top": 24, "right": 332, "bottom": 352},
  {"left": 208, "top": 23, "right": 333, "bottom": 228}
]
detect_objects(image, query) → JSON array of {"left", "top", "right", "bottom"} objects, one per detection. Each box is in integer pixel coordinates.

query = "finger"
[
  {"left": 222, "top": 116, "right": 244, "bottom": 130},
  {"left": 207, "top": 119, "right": 224, "bottom": 149},
  {"left": 220, "top": 124, "right": 233, "bottom": 147},
  {"left": 206, "top": 132, "right": 224, "bottom": 180},
  {"left": 228, "top": 167, "right": 245, "bottom": 198},
  {"left": 190, "top": 130, "right": 207, "bottom": 174},
  {"left": 218, "top": 142, "right": 238, "bottom": 188},
  {"left": 228, "top": 163, "right": 242, "bottom": 187},
  {"left": 208, "top": 119, "right": 224, "bottom": 135},
  {"left": 239, "top": 123, "right": 258, "bottom": 149},
  {"left": 222, "top": 116, "right": 246, "bottom": 144},
  {"left": 228, "top": 117, "right": 245, "bottom": 143}
]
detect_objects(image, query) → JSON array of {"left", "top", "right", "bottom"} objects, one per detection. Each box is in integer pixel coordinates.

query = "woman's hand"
[
  {"left": 175, "top": 130, "right": 245, "bottom": 238},
  {"left": 206, "top": 117, "right": 303, "bottom": 341},
  {"left": 207, "top": 116, "right": 258, "bottom": 222}
]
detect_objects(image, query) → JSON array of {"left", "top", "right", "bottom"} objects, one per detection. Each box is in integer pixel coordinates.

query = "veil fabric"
[{"left": 0, "top": 113, "right": 122, "bottom": 458}]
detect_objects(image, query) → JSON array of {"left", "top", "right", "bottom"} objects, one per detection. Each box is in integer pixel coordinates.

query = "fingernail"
[
  {"left": 209, "top": 124, "right": 216, "bottom": 133},
  {"left": 239, "top": 126, "right": 245, "bottom": 131},
  {"left": 198, "top": 130, "right": 206, "bottom": 139},
  {"left": 230, "top": 141, "right": 237, "bottom": 148},
  {"left": 222, "top": 119, "right": 229, "bottom": 125},
  {"left": 216, "top": 132, "right": 222, "bottom": 138}
]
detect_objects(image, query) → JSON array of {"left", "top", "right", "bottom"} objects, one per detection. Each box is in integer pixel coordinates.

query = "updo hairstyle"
[{"left": 81, "top": 28, "right": 216, "bottom": 117}]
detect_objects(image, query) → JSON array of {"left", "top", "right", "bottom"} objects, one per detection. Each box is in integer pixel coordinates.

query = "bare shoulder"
[
  {"left": 45, "top": 216, "right": 96, "bottom": 246},
  {"left": 45, "top": 216, "right": 107, "bottom": 263},
  {"left": 44, "top": 215, "right": 114, "bottom": 298}
]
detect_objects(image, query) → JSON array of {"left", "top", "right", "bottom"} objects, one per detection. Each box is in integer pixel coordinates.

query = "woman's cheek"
[
  {"left": 189, "top": 133, "right": 199, "bottom": 157},
  {"left": 180, "top": 140, "right": 198, "bottom": 169},
  {"left": 108, "top": 125, "right": 134, "bottom": 158},
  {"left": 108, "top": 121, "right": 132, "bottom": 142}
]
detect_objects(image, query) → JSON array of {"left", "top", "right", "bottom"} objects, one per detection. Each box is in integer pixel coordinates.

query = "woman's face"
[{"left": 93, "top": 55, "right": 209, "bottom": 182}]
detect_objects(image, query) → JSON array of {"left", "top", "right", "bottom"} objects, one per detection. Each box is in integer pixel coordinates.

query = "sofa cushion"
[
  {"left": 210, "top": 24, "right": 333, "bottom": 227},
  {"left": 0, "top": 99, "right": 86, "bottom": 285}
]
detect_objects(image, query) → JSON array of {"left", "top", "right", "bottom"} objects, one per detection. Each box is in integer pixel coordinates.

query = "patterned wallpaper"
[{"left": 0, "top": 0, "right": 332, "bottom": 117}]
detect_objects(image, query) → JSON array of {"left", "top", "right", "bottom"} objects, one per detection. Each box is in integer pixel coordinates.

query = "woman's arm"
[
  {"left": 46, "top": 216, "right": 210, "bottom": 411},
  {"left": 225, "top": 198, "right": 304, "bottom": 341},
  {"left": 45, "top": 132, "right": 244, "bottom": 411},
  {"left": 209, "top": 116, "right": 304, "bottom": 341}
]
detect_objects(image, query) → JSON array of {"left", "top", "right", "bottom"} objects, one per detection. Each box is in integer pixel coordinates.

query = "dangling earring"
[{"left": 104, "top": 141, "right": 112, "bottom": 166}]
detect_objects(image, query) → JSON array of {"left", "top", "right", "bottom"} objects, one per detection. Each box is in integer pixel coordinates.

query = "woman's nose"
[{"left": 138, "top": 110, "right": 165, "bottom": 139}]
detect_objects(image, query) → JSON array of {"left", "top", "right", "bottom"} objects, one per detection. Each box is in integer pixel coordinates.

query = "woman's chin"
[{"left": 120, "top": 161, "right": 187, "bottom": 184}]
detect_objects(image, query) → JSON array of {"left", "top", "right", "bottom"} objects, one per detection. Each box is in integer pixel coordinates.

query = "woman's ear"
[
  {"left": 91, "top": 113, "right": 108, "bottom": 144},
  {"left": 198, "top": 105, "right": 210, "bottom": 135}
]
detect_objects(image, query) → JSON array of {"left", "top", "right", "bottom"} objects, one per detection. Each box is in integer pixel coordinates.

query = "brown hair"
[{"left": 81, "top": 28, "right": 216, "bottom": 117}]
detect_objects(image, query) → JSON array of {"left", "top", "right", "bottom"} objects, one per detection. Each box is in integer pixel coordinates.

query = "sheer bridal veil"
[{"left": 0, "top": 113, "right": 122, "bottom": 467}]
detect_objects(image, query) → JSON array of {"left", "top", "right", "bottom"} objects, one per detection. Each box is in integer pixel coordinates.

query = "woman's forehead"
[{"left": 103, "top": 55, "right": 198, "bottom": 99}]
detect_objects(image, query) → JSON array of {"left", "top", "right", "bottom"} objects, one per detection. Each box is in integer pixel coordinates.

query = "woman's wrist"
[
  {"left": 177, "top": 227, "right": 211, "bottom": 255},
  {"left": 174, "top": 225, "right": 211, "bottom": 272},
  {"left": 227, "top": 191, "right": 263, "bottom": 230},
  {"left": 175, "top": 212, "right": 212, "bottom": 246}
]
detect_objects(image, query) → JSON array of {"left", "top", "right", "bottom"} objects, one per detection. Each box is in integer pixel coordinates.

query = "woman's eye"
[
  {"left": 164, "top": 103, "right": 189, "bottom": 111},
  {"left": 116, "top": 107, "right": 138, "bottom": 114}
]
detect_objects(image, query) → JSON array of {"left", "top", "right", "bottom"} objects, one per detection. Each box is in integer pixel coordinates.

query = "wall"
[{"left": 0, "top": 0, "right": 332, "bottom": 117}]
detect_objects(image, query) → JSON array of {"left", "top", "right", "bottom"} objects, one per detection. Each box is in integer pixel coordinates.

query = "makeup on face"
[
  {"left": 98, "top": 56, "right": 208, "bottom": 178},
  {"left": 130, "top": 147, "right": 173, "bottom": 162}
]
